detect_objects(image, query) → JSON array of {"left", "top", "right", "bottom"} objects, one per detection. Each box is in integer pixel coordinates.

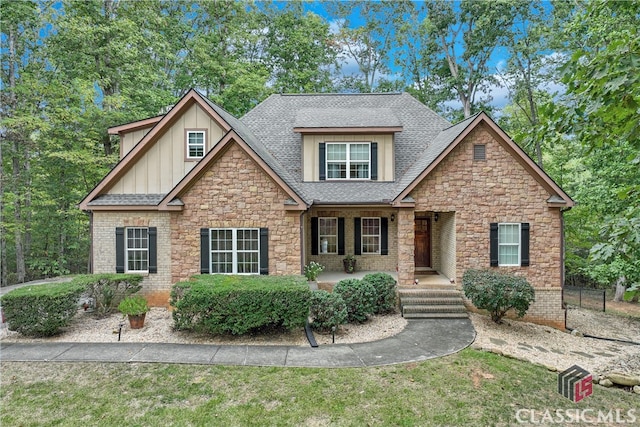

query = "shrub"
[
  {"left": 303, "top": 261, "right": 324, "bottom": 281},
  {"left": 462, "top": 269, "right": 535, "bottom": 323},
  {"left": 73, "top": 274, "right": 143, "bottom": 316},
  {"left": 170, "top": 275, "right": 311, "bottom": 335},
  {"left": 309, "top": 290, "right": 347, "bottom": 332},
  {"left": 333, "top": 278, "right": 376, "bottom": 323},
  {"left": 361, "top": 273, "right": 397, "bottom": 314},
  {"left": 118, "top": 295, "right": 149, "bottom": 316},
  {"left": 0, "top": 281, "right": 85, "bottom": 337}
]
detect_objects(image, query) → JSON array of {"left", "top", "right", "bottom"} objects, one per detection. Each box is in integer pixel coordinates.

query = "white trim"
[
  {"left": 209, "top": 228, "right": 260, "bottom": 274},
  {"left": 125, "top": 227, "right": 149, "bottom": 273},
  {"left": 186, "top": 130, "right": 206, "bottom": 159},
  {"left": 498, "top": 223, "right": 521, "bottom": 266},
  {"left": 361, "top": 217, "right": 381, "bottom": 254},
  {"left": 318, "top": 217, "right": 338, "bottom": 254},
  {"left": 325, "top": 142, "right": 371, "bottom": 180}
]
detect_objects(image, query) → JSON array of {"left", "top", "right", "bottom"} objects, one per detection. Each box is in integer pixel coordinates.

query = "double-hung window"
[
  {"left": 361, "top": 217, "right": 380, "bottom": 254},
  {"left": 186, "top": 130, "right": 205, "bottom": 159},
  {"left": 498, "top": 223, "right": 520, "bottom": 266},
  {"left": 326, "top": 142, "right": 370, "bottom": 179},
  {"left": 126, "top": 227, "right": 149, "bottom": 272},
  {"left": 318, "top": 217, "right": 338, "bottom": 254},
  {"left": 210, "top": 228, "right": 260, "bottom": 274}
]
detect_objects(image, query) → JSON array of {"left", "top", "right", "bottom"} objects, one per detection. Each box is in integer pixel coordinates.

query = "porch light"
[
  {"left": 390, "top": 214, "right": 395, "bottom": 222},
  {"left": 434, "top": 213, "right": 439, "bottom": 222}
]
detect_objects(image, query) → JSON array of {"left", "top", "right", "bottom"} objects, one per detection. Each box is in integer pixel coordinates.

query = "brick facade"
[{"left": 401, "top": 123, "right": 565, "bottom": 328}]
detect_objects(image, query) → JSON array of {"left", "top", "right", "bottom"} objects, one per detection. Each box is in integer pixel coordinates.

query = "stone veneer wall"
[
  {"left": 170, "top": 142, "right": 302, "bottom": 284},
  {"left": 306, "top": 208, "right": 397, "bottom": 272},
  {"left": 437, "top": 211, "right": 456, "bottom": 280},
  {"left": 404, "top": 123, "right": 565, "bottom": 328},
  {"left": 92, "top": 211, "right": 172, "bottom": 306}
]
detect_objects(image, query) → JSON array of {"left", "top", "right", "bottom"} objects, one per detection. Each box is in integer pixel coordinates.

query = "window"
[
  {"left": 473, "top": 144, "right": 486, "bottom": 160},
  {"left": 498, "top": 223, "right": 520, "bottom": 266},
  {"left": 318, "top": 218, "right": 338, "bottom": 254},
  {"left": 126, "top": 227, "right": 149, "bottom": 272},
  {"left": 326, "top": 142, "right": 370, "bottom": 179},
  {"left": 210, "top": 228, "right": 260, "bottom": 274},
  {"left": 361, "top": 217, "right": 380, "bottom": 254},
  {"left": 186, "top": 130, "right": 205, "bottom": 159}
]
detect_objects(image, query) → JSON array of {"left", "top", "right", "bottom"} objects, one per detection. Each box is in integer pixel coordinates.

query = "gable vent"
[{"left": 473, "top": 144, "right": 486, "bottom": 160}]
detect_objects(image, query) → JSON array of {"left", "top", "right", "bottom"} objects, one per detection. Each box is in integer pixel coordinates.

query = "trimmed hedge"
[
  {"left": 1, "top": 281, "right": 85, "bottom": 337},
  {"left": 462, "top": 269, "right": 535, "bottom": 323},
  {"left": 73, "top": 274, "right": 143, "bottom": 316},
  {"left": 309, "top": 290, "right": 347, "bottom": 332},
  {"left": 333, "top": 278, "right": 376, "bottom": 323},
  {"left": 170, "top": 275, "right": 311, "bottom": 335},
  {"left": 361, "top": 273, "right": 397, "bottom": 314}
]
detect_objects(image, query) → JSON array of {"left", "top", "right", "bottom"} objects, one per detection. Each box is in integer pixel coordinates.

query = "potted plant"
[
  {"left": 118, "top": 295, "right": 149, "bottom": 329},
  {"left": 304, "top": 261, "right": 324, "bottom": 289},
  {"left": 343, "top": 255, "right": 356, "bottom": 274}
]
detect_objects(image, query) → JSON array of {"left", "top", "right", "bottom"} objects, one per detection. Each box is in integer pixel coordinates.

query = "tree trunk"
[{"left": 613, "top": 275, "right": 626, "bottom": 302}]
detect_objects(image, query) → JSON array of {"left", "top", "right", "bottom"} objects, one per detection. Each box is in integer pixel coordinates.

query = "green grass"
[{"left": 1, "top": 349, "right": 637, "bottom": 426}]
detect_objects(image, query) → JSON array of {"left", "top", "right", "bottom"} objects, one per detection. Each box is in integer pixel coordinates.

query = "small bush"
[
  {"left": 362, "top": 273, "right": 397, "bottom": 314},
  {"left": 333, "top": 278, "right": 376, "bottom": 323},
  {"left": 170, "top": 275, "right": 311, "bottom": 335},
  {"left": 309, "top": 290, "right": 347, "bottom": 332},
  {"left": 462, "top": 269, "right": 535, "bottom": 323},
  {"left": 0, "top": 281, "right": 85, "bottom": 337},
  {"left": 73, "top": 274, "right": 143, "bottom": 316}
]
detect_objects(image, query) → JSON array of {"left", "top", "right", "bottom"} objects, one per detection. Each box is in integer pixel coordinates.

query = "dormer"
[{"left": 294, "top": 108, "right": 403, "bottom": 182}]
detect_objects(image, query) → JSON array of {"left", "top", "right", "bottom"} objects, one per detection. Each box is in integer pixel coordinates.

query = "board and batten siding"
[
  {"left": 120, "top": 128, "right": 153, "bottom": 159},
  {"left": 302, "top": 134, "right": 394, "bottom": 181},
  {"left": 108, "top": 103, "right": 226, "bottom": 194}
]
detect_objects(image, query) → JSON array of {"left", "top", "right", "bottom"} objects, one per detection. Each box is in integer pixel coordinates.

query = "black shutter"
[
  {"left": 260, "top": 228, "right": 269, "bottom": 275},
  {"left": 115, "top": 227, "right": 125, "bottom": 273},
  {"left": 380, "top": 217, "right": 388, "bottom": 255},
  {"left": 371, "top": 142, "right": 378, "bottom": 181},
  {"left": 200, "top": 228, "right": 210, "bottom": 274},
  {"left": 354, "top": 218, "right": 362, "bottom": 255},
  {"left": 311, "top": 217, "right": 319, "bottom": 255},
  {"left": 338, "top": 217, "right": 345, "bottom": 255},
  {"left": 148, "top": 227, "right": 157, "bottom": 273},
  {"left": 319, "top": 143, "right": 326, "bottom": 181},
  {"left": 521, "top": 223, "right": 530, "bottom": 267},
  {"left": 490, "top": 223, "right": 499, "bottom": 267}
]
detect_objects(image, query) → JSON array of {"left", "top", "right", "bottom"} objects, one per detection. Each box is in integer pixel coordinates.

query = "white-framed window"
[
  {"left": 210, "top": 228, "right": 260, "bottom": 274},
  {"left": 361, "top": 217, "right": 380, "bottom": 254},
  {"left": 326, "top": 142, "right": 370, "bottom": 179},
  {"left": 318, "top": 217, "right": 338, "bottom": 254},
  {"left": 126, "top": 227, "right": 149, "bottom": 272},
  {"left": 186, "top": 130, "right": 205, "bottom": 159},
  {"left": 498, "top": 223, "right": 520, "bottom": 266}
]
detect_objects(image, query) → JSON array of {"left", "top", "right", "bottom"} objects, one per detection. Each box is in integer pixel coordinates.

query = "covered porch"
[{"left": 315, "top": 270, "right": 453, "bottom": 291}]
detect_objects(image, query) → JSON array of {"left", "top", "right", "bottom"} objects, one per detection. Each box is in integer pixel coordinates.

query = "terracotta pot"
[{"left": 128, "top": 313, "right": 146, "bottom": 329}]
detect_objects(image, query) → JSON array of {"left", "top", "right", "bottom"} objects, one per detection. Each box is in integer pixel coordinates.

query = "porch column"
[{"left": 397, "top": 209, "right": 415, "bottom": 286}]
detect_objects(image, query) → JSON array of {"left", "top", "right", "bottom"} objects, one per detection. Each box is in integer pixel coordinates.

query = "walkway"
[{"left": 0, "top": 318, "right": 475, "bottom": 368}]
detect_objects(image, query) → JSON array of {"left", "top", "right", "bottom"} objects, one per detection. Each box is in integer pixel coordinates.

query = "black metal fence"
[{"left": 563, "top": 286, "right": 606, "bottom": 312}]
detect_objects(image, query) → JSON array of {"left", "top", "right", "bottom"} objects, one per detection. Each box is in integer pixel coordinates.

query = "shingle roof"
[
  {"left": 294, "top": 107, "right": 401, "bottom": 128},
  {"left": 88, "top": 194, "right": 167, "bottom": 206}
]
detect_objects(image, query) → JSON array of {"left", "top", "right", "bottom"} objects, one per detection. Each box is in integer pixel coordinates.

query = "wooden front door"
[{"left": 414, "top": 218, "right": 431, "bottom": 268}]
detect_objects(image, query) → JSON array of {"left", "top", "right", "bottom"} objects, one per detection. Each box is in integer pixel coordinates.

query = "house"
[{"left": 79, "top": 89, "right": 574, "bottom": 328}]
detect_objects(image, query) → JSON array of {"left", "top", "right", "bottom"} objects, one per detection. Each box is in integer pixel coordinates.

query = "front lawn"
[{"left": 1, "top": 349, "right": 636, "bottom": 426}]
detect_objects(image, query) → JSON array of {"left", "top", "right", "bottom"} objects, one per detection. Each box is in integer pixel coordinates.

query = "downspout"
[
  {"left": 84, "top": 210, "right": 93, "bottom": 274},
  {"left": 300, "top": 210, "right": 307, "bottom": 275}
]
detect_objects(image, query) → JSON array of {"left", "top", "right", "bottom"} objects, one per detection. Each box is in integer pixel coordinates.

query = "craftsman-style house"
[{"left": 79, "top": 89, "right": 573, "bottom": 328}]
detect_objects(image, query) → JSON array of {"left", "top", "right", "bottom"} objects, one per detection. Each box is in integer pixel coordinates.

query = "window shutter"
[
  {"left": 148, "top": 227, "right": 157, "bottom": 274},
  {"left": 354, "top": 218, "right": 362, "bottom": 255},
  {"left": 260, "top": 228, "right": 269, "bottom": 275},
  {"left": 200, "top": 228, "right": 210, "bottom": 274},
  {"left": 338, "top": 217, "right": 345, "bottom": 255},
  {"left": 380, "top": 217, "right": 388, "bottom": 255},
  {"left": 371, "top": 142, "right": 378, "bottom": 181},
  {"left": 115, "top": 227, "right": 125, "bottom": 273},
  {"left": 311, "top": 217, "right": 319, "bottom": 255},
  {"left": 521, "top": 223, "right": 530, "bottom": 267},
  {"left": 490, "top": 223, "right": 499, "bottom": 267},
  {"left": 319, "top": 143, "right": 326, "bottom": 181}
]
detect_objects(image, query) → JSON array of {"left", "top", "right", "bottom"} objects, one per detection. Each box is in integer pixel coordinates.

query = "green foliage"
[
  {"left": 170, "top": 275, "right": 311, "bottom": 335},
  {"left": 73, "top": 274, "right": 143, "bottom": 317},
  {"left": 303, "top": 261, "right": 324, "bottom": 282},
  {"left": 361, "top": 273, "right": 397, "bottom": 314},
  {"left": 333, "top": 278, "right": 376, "bottom": 323},
  {"left": 0, "top": 281, "right": 85, "bottom": 337},
  {"left": 462, "top": 269, "right": 535, "bottom": 323},
  {"left": 308, "top": 290, "right": 348, "bottom": 332},
  {"left": 117, "top": 295, "right": 149, "bottom": 316}
]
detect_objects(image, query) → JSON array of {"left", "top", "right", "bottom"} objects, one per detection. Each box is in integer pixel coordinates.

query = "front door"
[{"left": 414, "top": 218, "right": 431, "bottom": 268}]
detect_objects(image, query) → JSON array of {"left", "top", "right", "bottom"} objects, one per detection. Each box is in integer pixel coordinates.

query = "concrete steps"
[{"left": 398, "top": 288, "right": 468, "bottom": 319}]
